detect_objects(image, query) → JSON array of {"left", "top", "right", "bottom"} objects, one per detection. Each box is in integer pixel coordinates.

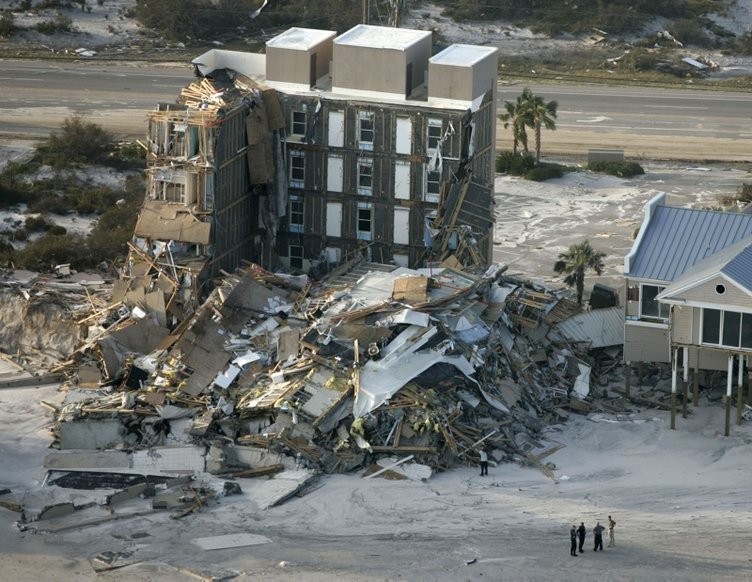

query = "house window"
[
  {"left": 640, "top": 284, "right": 669, "bottom": 320},
  {"left": 427, "top": 118, "right": 442, "bottom": 153},
  {"left": 291, "top": 111, "right": 307, "bottom": 137},
  {"left": 154, "top": 180, "right": 186, "bottom": 203},
  {"left": 289, "top": 151, "right": 305, "bottom": 188},
  {"left": 702, "top": 308, "right": 752, "bottom": 348},
  {"left": 357, "top": 204, "right": 372, "bottom": 241},
  {"left": 289, "top": 197, "right": 304, "bottom": 233},
  {"left": 425, "top": 168, "right": 441, "bottom": 203},
  {"left": 358, "top": 111, "right": 374, "bottom": 151},
  {"left": 289, "top": 244, "right": 304, "bottom": 270},
  {"left": 358, "top": 159, "right": 373, "bottom": 195}
]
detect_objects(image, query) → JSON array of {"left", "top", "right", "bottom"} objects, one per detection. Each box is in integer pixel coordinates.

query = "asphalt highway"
[{"left": 0, "top": 59, "right": 750, "bottom": 161}]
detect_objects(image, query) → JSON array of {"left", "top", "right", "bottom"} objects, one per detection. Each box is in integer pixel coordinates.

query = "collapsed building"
[
  {"left": 0, "top": 256, "right": 630, "bottom": 529},
  {"left": 0, "top": 26, "right": 631, "bottom": 527}
]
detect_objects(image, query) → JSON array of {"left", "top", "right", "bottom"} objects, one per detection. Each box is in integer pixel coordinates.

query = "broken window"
[
  {"left": 358, "top": 111, "right": 374, "bottom": 151},
  {"left": 291, "top": 110, "right": 307, "bottom": 137},
  {"left": 640, "top": 284, "right": 668, "bottom": 320},
  {"left": 289, "top": 151, "right": 305, "bottom": 188},
  {"left": 153, "top": 179, "right": 186, "bottom": 203},
  {"left": 289, "top": 244, "right": 304, "bottom": 269},
  {"left": 358, "top": 158, "right": 373, "bottom": 195},
  {"left": 427, "top": 118, "right": 442, "bottom": 153},
  {"left": 425, "top": 167, "right": 441, "bottom": 203},
  {"left": 357, "top": 204, "right": 372, "bottom": 241},
  {"left": 289, "top": 197, "right": 304, "bottom": 233}
]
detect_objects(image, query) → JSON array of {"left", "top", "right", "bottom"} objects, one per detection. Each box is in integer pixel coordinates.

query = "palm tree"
[
  {"left": 498, "top": 93, "right": 530, "bottom": 155},
  {"left": 521, "top": 90, "right": 558, "bottom": 163},
  {"left": 553, "top": 240, "right": 606, "bottom": 306}
]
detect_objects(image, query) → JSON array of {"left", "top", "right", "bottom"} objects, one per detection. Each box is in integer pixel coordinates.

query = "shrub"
[
  {"left": 525, "top": 163, "right": 564, "bottom": 182},
  {"left": 16, "top": 233, "right": 90, "bottom": 271},
  {"left": 49, "top": 225, "right": 68, "bottom": 236},
  {"left": 670, "top": 18, "right": 714, "bottom": 48},
  {"left": 35, "top": 13, "right": 74, "bottom": 35},
  {"left": 588, "top": 160, "right": 645, "bottom": 177},
  {"left": 0, "top": 12, "right": 15, "bottom": 37},
  {"left": 496, "top": 151, "right": 536, "bottom": 175},
  {"left": 25, "top": 215, "right": 54, "bottom": 232},
  {"left": 36, "top": 116, "right": 114, "bottom": 167},
  {"left": 738, "top": 183, "right": 752, "bottom": 203}
]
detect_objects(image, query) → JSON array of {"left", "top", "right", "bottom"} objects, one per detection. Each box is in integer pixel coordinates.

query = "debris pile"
[
  {"left": 51, "top": 258, "right": 626, "bottom": 472},
  {"left": 0, "top": 258, "right": 629, "bottom": 523}
]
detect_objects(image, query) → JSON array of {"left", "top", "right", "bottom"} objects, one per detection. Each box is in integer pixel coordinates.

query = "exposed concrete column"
[
  {"left": 682, "top": 347, "right": 689, "bottom": 418},
  {"left": 725, "top": 354, "right": 733, "bottom": 437},
  {"left": 671, "top": 348, "right": 678, "bottom": 430},
  {"left": 624, "top": 361, "right": 631, "bottom": 397},
  {"left": 737, "top": 355, "right": 745, "bottom": 426}
]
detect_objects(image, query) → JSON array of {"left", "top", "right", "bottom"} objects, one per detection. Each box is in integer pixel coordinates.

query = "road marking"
[
  {"left": 575, "top": 116, "right": 611, "bottom": 123},
  {"left": 644, "top": 104, "right": 708, "bottom": 110}
]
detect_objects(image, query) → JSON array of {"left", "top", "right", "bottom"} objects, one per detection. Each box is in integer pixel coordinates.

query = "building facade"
[{"left": 193, "top": 24, "right": 498, "bottom": 273}]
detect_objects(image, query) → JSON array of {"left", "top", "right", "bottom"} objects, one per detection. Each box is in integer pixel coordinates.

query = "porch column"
[
  {"left": 748, "top": 360, "right": 752, "bottom": 407},
  {"left": 624, "top": 361, "right": 631, "bottom": 397},
  {"left": 737, "top": 355, "right": 745, "bottom": 426},
  {"left": 692, "top": 352, "right": 700, "bottom": 407},
  {"left": 682, "top": 347, "right": 689, "bottom": 418},
  {"left": 725, "top": 354, "right": 733, "bottom": 437},
  {"left": 671, "top": 347, "right": 678, "bottom": 430}
]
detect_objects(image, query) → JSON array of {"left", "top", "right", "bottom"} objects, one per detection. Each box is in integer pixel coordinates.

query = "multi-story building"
[{"left": 192, "top": 24, "right": 498, "bottom": 272}]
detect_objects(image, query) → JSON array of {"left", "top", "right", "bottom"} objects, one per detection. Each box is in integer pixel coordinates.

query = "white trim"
[
  {"left": 624, "top": 319, "right": 669, "bottom": 330},
  {"left": 661, "top": 297, "right": 752, "bottom": 314},
  {"left": 659, "top": 271, "right": 752, "bottom": 303}
]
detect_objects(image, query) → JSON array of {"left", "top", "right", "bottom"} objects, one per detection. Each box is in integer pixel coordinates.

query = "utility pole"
[{"left": 362, "top": 0, "right": 369, "bottom": 24}]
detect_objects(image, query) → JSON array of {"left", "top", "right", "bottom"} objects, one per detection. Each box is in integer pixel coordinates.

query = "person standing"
[
  {"left": 593, "top": 521, "right": 605, "bottom": 551},
  {"left": 577, "top": 522, "right": 586, "bottom": 553},
  {"left": 607, "top": 515, "right": 616, "bottom": 547},
  {"left": 570, "top": 525, "right": 578, "bottom": 556},
  {"left": 479, "top": 447, "right": 489, "bottom": 476}
]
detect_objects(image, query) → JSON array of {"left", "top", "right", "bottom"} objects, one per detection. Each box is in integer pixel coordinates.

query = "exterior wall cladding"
[{"left": 277, "top": 93, "right": 497, "bottom": 271}]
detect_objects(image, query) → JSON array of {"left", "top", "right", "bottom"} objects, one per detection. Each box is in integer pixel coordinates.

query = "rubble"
[{"left": 0, "top": 254, "right": 661, "bottom": 522}]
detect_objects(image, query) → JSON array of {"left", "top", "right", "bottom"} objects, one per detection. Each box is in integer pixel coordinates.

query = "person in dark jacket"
[
  {"left": 570, "top": 525, "right": 578, "bottom": 556},
  {"left": 577, "top": 522, "right": 586, "bottom": 553},
  {"left": 593, "top": 521, "right": 605, "bottom": 551}
]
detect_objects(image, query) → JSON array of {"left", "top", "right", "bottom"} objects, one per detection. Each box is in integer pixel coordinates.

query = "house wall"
[
  {"left": 672, "top": 305, "right": 693, "bottom": 344},
  {"left": 209, "top": 105, "right": 255, "bottom": 276},
  {"left": 679, "top": 275, "right": 752, "bottom": 306},
  {"left": 624, "top": 322, "right": 670, "bottom": 363}
]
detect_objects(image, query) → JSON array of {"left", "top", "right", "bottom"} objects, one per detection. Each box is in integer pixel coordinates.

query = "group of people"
[{"left": 569, "top": 516, "right": 616, "bottom": 556}]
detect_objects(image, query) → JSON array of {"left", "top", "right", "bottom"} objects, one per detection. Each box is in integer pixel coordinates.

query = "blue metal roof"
[
  {"left": 627, "top": 205, "right": 752, "bottom": 282},
  {"left": 721, "top": 243, "right": 752, "bottom": 293}
]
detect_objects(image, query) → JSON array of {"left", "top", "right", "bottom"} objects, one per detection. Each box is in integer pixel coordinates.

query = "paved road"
[
  {"left": 0, "top": 59, "right": 750, "bottom": 161},
  {"left": 499, "top": 82, "right": 752, "bottom": 162},
  {"left": 0, "top": 59, "right": 193, "bottom": 138}
]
